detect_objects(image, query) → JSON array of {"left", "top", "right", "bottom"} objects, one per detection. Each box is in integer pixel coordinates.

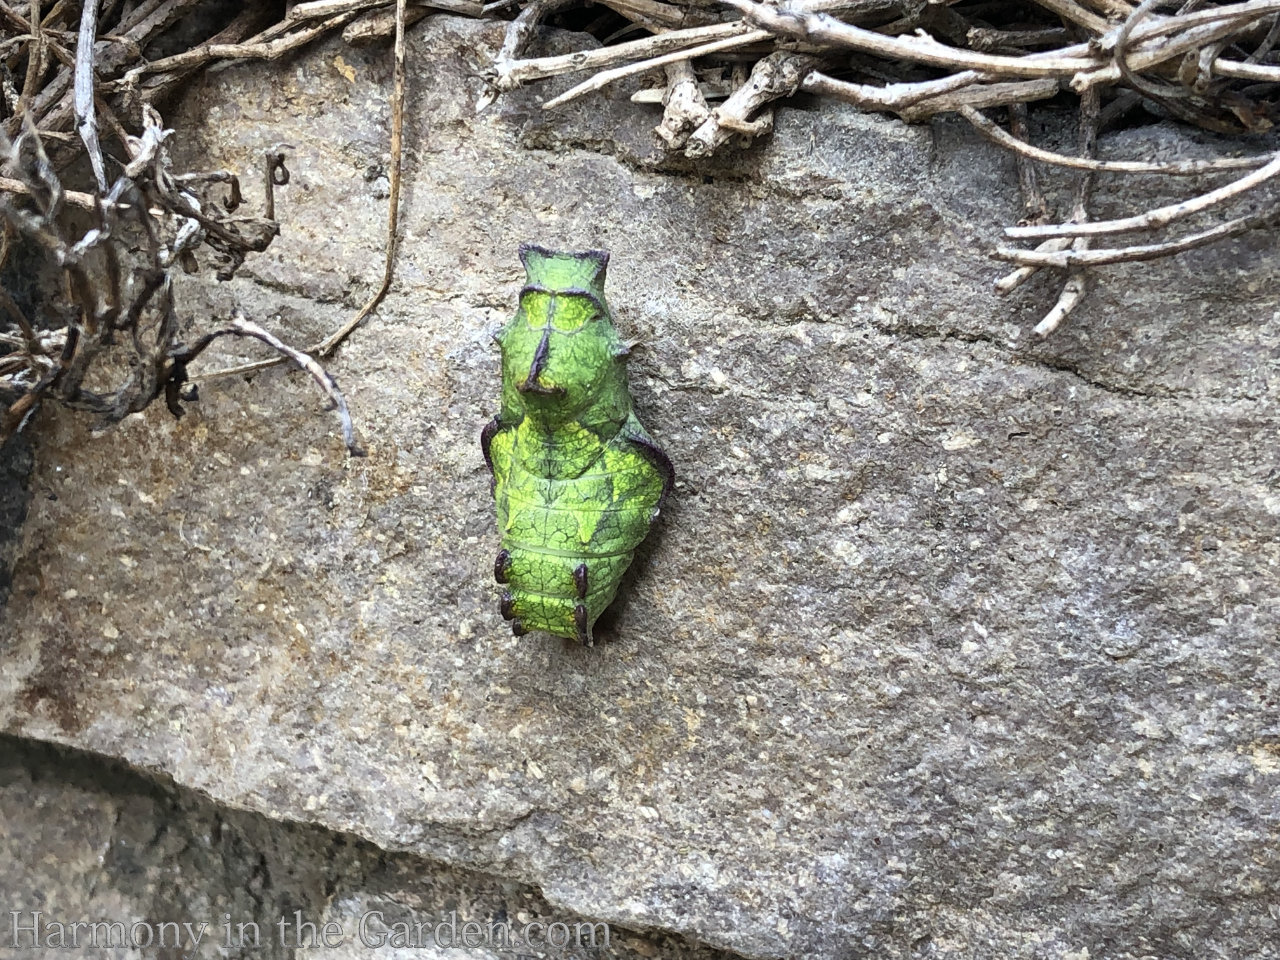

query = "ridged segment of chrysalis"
[{"left": 481, "top": 245, "right": 673, "bottom": 645}]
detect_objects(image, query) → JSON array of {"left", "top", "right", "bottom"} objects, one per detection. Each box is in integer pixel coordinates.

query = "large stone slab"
[
  {"left": 2, "top": 15, "right": 1279, "bottom": 960},
  {"left": 0, "top": 735, "right": 729, "bottom": 959}
]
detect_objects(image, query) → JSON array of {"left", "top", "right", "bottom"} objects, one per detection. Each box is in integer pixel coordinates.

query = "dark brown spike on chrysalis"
[
  {"left": 495, "top": 549, "right": 511, "bottom": 584},
  {"left": 500, "top": 591, "right": 515, "bottom": 621},
  {"left": 573, "top": 603, "right": 591, "bottom": 646},
  {"left": 573, "top": 563, "right": 588, "bottom": 600},
  {"left": 481, "top": 416, "right": 501, "bottom": 491},
  {"left": 624, "top": 430, "right": 676, "bottom": 507},
  {"left": 519, "top": 327, "right": 563, "bottom": 396}
]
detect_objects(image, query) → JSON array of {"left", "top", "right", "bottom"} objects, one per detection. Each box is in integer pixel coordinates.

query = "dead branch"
[
  {"left": 496, "top": 20, "right": 757, "bottom": 93},
  {"left": 723, "top": 0, "right": 1098, "bottom": 76},
  {"left": 73, "top": 0, "right": 106, "bottom": 191},
  {"left": 0, "top": 106, "right": 326, "bottom": 446},
  {"left": 805, "top": 71, "right": 1060, "bottom": 119},
  {"left": 543, "top": 28, "right": 772, "bottom": 108},
  {"left": 995, "top": 238, "right": 1074, "bottom": 294},
  {"left": 344, "top": 5, "right": 429, "bottom": 43},
  {"left": 172, "top": 313, "right": 365, "bottom": 456},
  {"left": 0, "top": 174, "right": 96, "bottom": 209},
  {"left": 120, "top": 11, "right": 362, "bottom": 85},
  {"left": 1009, "top": 102, "right": 1049, "bottom": 226},
  {"left": 994, "top": 204, "right": 1280, "bottom": 267},
  {"left": 686, "top": 51, "right": 817, "bottom": 157},
  {"left": 655, "top": 59, "right": 711, "bottom": 149},
  {"left": 1008, "top": 150, "right": 1280, "bottom": 240},
  {"left": 1033, "top": 84, "right": 1100, "bottom": 337},
  {"left": 318, "top": 0, "right": 408, "bottom": 360},
  {"left": 195, "top": 0, "right": 411, "bottom": 382},
  {"left": 959, "top": 104, "right": 1269, "bottom": 176},
  {"left": 8, "top": 0, "right": 1278, "bottom": 407}
]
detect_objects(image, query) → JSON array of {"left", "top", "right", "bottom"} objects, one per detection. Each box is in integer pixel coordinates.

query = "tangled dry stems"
[
  {"left": 490, "top": 0, "right": 1280, "bottom": 333},
  {"left": 0, "top": 0, "right": 397, "bottom": 449},
  {"left": 0, "top": 104, "right": 361, "bottom": 451}
]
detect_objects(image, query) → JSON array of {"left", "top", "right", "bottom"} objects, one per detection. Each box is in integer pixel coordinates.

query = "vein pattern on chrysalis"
[{"left": 482, "top": 246, "right": 673, "bottom": 645}]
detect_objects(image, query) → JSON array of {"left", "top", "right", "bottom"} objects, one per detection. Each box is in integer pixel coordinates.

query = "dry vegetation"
[
  {"left": 1, "top": 0, "right": 1278, "bottom": 444},
  {"left": 490, "top": 0, "right": 1280, "bottom": 334}
]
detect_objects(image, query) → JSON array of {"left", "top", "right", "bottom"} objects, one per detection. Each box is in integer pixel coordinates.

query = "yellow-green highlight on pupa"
[{"left": 481, "top": 245, "right": 673, "bottom": 645}]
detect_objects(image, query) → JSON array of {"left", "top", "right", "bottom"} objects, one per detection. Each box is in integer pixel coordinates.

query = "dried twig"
[
  {"left": 195, "top": 0, "right": 411, "bottom": 382},
  {"left": 686, "top": 51, "right": 817, "bottom": 156},
  {"left": 1034, "top": 85, "right": 1100, "bottom": 336},
  {"left": 1008, "top": 150, "right": 1280, "bottom": 240},
  {"left": 17, "top": 0, "right": 45, "bottom": 120},
  {"left": 723, "top": 0, "right": 1098, "bottom": 76},
  {"left": 803, "top": 69, "right": 983, "bottom": 112},
  {"left": 318, "top": 0, "right": 408, "bottom": 359},
  {"left": 0, "top": 174, "right": 96, "bottom": 209},
  {"left": 599, "top": 0, "right": 723, "bottom": 30},
  {"left": 120, "top": 12, "right": 361, "bottom": 85},
  {"left": 9, "top": 0, "right": 1278, "bottom": 403},
  {"left": 1009, "top": 102, "right": 1048, "bottom": 225},
  {"left": 543, "top": 28, "right": 772, "bottom": 108},
  {"left": 499, "top": 0, "right": 582, "bottom": 66},
  {"left": 0, "top": 107, "right": 300, "bottom": 442},
  {"left": 1024, "top": 0, "right": 1111, "bottom": 34},
  {"left": 495, "top": 20, "right": 757, "bottom": 93},
  {"left": 655, "top": 59, "right": 711, "bottom": 149},
  {"left": 173, "top": 314, "right": 364, "bottom": 456},
  {"left": 958, "top": 104, "right": 1269, "bottom": 175},
  {"left": 73, "top": 0, "right": 106, "bottom": 191},
  {"left": 0, "top": 0, "right": 455, "bottom": 448},
  {"left": 129, "top": 6, "right": 279, "bottom": 103},
  {"left": 805, "top": 71, "right": 1060, "bottom": 119},
  {"left": 344, "top": 4, "right": 429, "bottom": 43},
  {"left": 996, "top": 203, "right": 1280, "bottom": 267},
  {"left": 993, "top": 102, "right": 1052, "bottom": 294},
  {"left": 995, "top": 238, "right": 1074, "bottom": 294}
]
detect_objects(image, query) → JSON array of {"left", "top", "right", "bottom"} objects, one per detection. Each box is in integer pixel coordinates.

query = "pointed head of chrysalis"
[
  {"left": 495, "top": 244, "right": 627, "bottom": 426},
  {"left": 519, "top": 244, "right": 609, "bottom": 296}
]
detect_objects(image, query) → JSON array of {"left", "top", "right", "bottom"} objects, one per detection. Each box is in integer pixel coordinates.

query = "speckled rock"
[
  {"left": 0, "top": 736, "right": 731, "bottom": 960},
  {"left": 0, "top": 435, "right": 32, "bottom": 610},
  {"left": 2, "top": 14, "right": 1279, "bottom": 960}
]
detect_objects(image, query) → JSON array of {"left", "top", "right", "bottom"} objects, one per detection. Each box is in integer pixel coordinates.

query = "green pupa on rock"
[{"left": 481, "top": 245, "right": 673, "bottom": 645}]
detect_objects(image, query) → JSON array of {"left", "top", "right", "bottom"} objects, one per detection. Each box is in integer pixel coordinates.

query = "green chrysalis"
[{"left": 481, "top": 245, "right": 673, "bottom": 645}]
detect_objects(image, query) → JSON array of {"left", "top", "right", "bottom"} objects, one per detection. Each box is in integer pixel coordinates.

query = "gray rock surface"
[
  {"left": 0, "top": 436, "right": 32, "bottom": 611},
  {"left": 3, "top": 14, "right": 1280, "bottom": 960},
  {"left": 0, "top": 735, "right": 729, "bottom": 959}
]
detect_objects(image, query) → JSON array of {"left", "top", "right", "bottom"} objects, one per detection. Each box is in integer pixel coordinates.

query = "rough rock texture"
[
  {"left": 2, "top": 15, "right": 1280, "bottom": 960},
  {"left": 0, "top": 735, "right": 729, "bottom": 959},
  {"left": 0, "top": 436, "right": 32, "bottom": 611}
]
